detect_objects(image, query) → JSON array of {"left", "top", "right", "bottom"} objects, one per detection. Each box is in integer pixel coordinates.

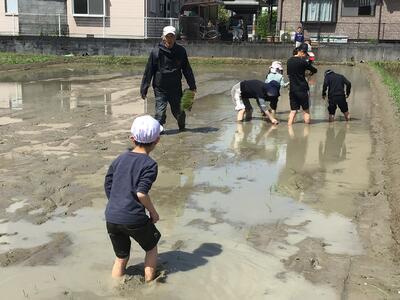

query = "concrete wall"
[
  {"left": 1, "top": 36, "right": 400, "bottom": 62},
  {"left": 66, "top": 0, "right": 145, "bottom": 38},
  {"left": 278, "top": 0, "right": 400, "bottom": 41},
  {"left": 18, "top": 0, "right": 68, "bottom": 36}
]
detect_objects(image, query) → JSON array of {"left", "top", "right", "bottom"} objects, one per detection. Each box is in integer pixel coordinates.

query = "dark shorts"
[
  {"left": 289, "top": 90, "right": 309, "bottom": 111},
  {"left": 328, "top": 96, "right": 348, "bottom": 115},
  {"left": 106, "top": 221, "right": 161, "bottom": 258}
]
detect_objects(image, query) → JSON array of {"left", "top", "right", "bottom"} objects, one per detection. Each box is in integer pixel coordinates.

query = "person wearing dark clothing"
[
  {"left": 104, "top": 115, "right": 162, "bottom": 282},
  {"left": 294, "top": 27, "right": 304, "bottom": 48},
  {"left": 140, "top": 26, "right": 196, "bottom": 131},
  {"left": 322, "top": 69, "right": 351, "bottom": 121},
  {"left": 231, "top": 79, "right": 280, "bottom": 124},
  {"left": 287, "top": 47, "right": 317, "bottom": 125}
]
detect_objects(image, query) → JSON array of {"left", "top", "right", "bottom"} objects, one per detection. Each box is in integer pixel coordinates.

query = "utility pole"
[
  {"left": 377, "top": 0, "right": 383, "bottom": 42},
  {"left": 268, "top": 0, "right": 273, "bottom": 35}
]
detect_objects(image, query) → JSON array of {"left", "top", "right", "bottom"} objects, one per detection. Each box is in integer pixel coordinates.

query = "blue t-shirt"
[{"left": 104, "top": 151, "right": 158, "bottom": 225}]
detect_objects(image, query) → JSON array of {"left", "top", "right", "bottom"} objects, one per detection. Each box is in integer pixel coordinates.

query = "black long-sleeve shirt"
[
  {"left": 287, "top": 56, "right": 317, "bottom": 92},
  {"left": 140, "top": 43, "right": 196, "bottom": 97},
  {"left": 322, "top": 72, "right": 352, "bottom": 98}
]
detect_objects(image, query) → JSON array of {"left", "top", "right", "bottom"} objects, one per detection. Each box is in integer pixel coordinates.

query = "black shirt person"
[
  {"left": 322, "top": 69, "right": 352, "bottom": 122},
  {"left": 230, "top": 79, "right": 280, "bottom": 124},
  {"left": 140, "top": 26, "right": 196, "bottom": 132},
  {"left": 286, "top": 46, "right": 317, "bottom": 125}
]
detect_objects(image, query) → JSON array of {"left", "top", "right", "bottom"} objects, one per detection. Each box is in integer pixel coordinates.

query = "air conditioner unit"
[{"left": 280, "top": 31, "right": 291, "bottom": 43}]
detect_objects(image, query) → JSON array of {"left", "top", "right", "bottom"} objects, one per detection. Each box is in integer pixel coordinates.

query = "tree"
[{"left": 256, "top": 10, "right": 277, "bottom": 38}]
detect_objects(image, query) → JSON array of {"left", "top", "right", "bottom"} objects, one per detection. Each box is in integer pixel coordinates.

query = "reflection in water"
[
  {"left": 231, "top": 122, "right": 279, "bottom": 162},
  {"left": 319, "top": 125, "right": 347, "bottom": 168},
  {"left": 0, "top": 82, "right": 23, "bottom": 110},
  {"left": 0, "top": 80, "right": 146, "bottom": 117},
  {"left": 276, "top": 126, "right": 310, "bottom": 201}
]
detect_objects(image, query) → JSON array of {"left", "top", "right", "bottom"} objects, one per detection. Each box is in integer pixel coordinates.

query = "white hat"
[
  {"left": 271, "top": 61, "right": 283, "bottom": 70},
  {"left": 130, "top": 115, "right": 163, "bottom": 144},
  {"left": 162, "top": 26, "right": 176, "bottom": 37}
]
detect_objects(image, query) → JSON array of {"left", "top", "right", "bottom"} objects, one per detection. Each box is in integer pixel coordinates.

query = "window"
[
  {"left": 5, "top": 0, "right": 18, "bottom": 14},
  {"left": 342, "top": 0, "right": 376, "bottom": 17},
  {"left": 73, "top": 0, "right": 104, "bottom": 16},
  {"left": 149, "top": 0, "right": 157, "bottom": 13},
  {"left": 301, "top": 0, "right": 338, "bottom": 23}
]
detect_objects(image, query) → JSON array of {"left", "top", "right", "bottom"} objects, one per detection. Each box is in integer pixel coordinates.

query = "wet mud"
[{"left": 0, "top": 63, "right": 399, "bottom": 299}]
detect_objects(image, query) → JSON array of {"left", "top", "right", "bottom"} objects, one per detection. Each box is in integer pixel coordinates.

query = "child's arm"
[
  {"left": 137, "top": 163, "right": 159, "bottom": 223},
  {"left": 137, "top": 192, "right": 159, "bottom": 223},
  {"left": 104, "top": 165, "right": 114, "bottom": 200}
]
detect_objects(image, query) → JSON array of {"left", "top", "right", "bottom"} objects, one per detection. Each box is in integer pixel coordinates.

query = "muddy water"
[{"left": 0, "top": 65, "right": 372, "bottom": 299}]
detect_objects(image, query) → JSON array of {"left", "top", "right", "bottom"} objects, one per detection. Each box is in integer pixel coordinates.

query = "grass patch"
[
  {"left": 0, "top": 52, "right": 275, "bottom": 67},
  {"left": 0, "top": 53, "right": 61, "bottom": 64},
  {"left": 371, "top": 61, "right": 400, "bottom": 108}
]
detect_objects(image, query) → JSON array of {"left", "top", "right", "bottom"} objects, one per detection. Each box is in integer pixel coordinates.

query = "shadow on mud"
[
  {"left": 125, "top": 242, "right": 222, "bottom": 276},
  {"left": 163, "top": 127, "right": 219, "bottom": 135}
]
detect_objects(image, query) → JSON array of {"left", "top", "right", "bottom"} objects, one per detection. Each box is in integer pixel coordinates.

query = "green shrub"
[{"left": 256, "top": 10, "right": 277, "bottom": 38}]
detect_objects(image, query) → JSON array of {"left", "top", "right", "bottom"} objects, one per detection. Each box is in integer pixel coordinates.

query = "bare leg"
[
  {"left": 237, "top": 109, "right": 245, "bottom": 122},
  {"left": 303, "top": 109, "right": 311, "bottom": 124},
  {"left": 144, "top": 246, "right": 158, "bottom": 282},
  {"left": 328, "top": 114, "right": 335, "bottom": 122},
  {"left": 288, "top": 110, "right": 297, "bottom": 126},
  {"left": 344, "top": 112, "right": 350, "bottom": 121},
  {"left": 111, "top": 257, "right": 129, "bottom": 278}
]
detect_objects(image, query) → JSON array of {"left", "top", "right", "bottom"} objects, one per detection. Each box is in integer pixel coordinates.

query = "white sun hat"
[{"left": 130, "top": 115, "right": 163, "bottom": 144}]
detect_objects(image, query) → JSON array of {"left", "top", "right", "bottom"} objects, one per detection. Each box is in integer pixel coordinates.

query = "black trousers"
[{"left": 154, "top": 89, "right": 185, "bottom": 129}]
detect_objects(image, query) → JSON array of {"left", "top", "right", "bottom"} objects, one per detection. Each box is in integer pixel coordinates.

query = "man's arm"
[
  {"left": 104, "top": 165, "right": 114, "bottom": 200},
  {"left": 140, "top": 50, "right": 157, "bottom": 99},
  {"left": 306, "top": 61, "right": 318, "bottom": 75},
  {"left": 322, "top": 76, "right": 328, "bottom": 99},
  {"left": 137, "top": 192, "right": 159, "bottom": 223},
  {"left": 181, "top": 49, "right": 197, "bottom": 91},
  {"left": 343, "top": 76, "right": 352, "bottom": 97}
]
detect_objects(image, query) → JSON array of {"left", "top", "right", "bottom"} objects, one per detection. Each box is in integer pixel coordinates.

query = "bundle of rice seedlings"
[{"left": 180, "top": 89, "right": 196, "bottom": 111}]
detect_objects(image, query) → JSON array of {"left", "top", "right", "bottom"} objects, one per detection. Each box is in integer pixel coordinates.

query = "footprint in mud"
[
  {"left": 116, "top": 266, "right": 168, "bottom": 297},
  {"left": 122, "top": 242, "right": 222, "bottom": 288}
]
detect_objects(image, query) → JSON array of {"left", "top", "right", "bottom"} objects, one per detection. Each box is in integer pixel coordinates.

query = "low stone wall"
[{"left": 0, "top": 36, "right": 399, "bottom": 62}]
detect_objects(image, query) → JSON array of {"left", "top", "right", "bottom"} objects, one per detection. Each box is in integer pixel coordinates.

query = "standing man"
[
  {"left": 141, "top": 26, "right": 196, "bottom": 132},
  {"left": 287, "top": 46, "right": 317, "bottom": 125}
]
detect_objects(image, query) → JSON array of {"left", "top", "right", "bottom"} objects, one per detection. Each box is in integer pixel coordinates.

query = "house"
[
  {"left": 277, "top": 0, "right": 400, "bottom": 42},
  {"left": 0, "top": 0, "right": 184, "bottom": 38}
]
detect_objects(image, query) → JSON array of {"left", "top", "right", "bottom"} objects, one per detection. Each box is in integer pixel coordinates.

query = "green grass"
[
  {"left": 0, "top": 53, "right": 61, "bottom": 64},
  {"left": 0, "top": 52, "right": 277, "bottom": 67},
  {"left": 371, "top": 61, "right": 400, "bottom": 108}
]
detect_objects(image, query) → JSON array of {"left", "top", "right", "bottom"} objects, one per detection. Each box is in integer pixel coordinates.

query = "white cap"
[
  {"left": 162, "top": 26, "right": 176, "bottom": 37},
  {"left": 130, "top": 115, "right": 163, "bottom": 144},
  {"left": 271, "top": 61, "right": 283, "bottom": 70}
]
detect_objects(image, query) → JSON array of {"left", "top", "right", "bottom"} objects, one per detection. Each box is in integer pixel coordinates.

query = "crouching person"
[
  {"left": 104, "top": 115, "right": 162, "bottom": 282},
  {"left": 322, "top": 69, "right": 352, "bottom": 122},
  {"left": 231, "top": 79, "right": 280, "bottom": 124}
]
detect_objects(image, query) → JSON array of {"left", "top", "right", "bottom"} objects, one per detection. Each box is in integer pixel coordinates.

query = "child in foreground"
[{"left": 104, "top": 115, "right": 162, "bottom": 282}]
